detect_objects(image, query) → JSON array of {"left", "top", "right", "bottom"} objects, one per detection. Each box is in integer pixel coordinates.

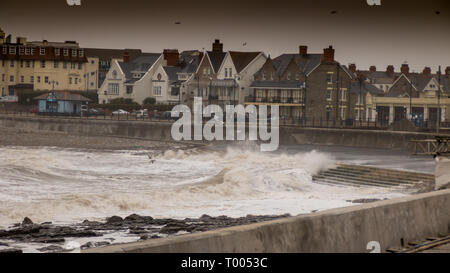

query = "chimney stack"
[
  {"left": 299, "top": 45, "right": 308, "bottom": 57},
  {"left": 322, "top": 45, "right": 335, "bottom": 63},
  {"left": 349, "top": 63, "right": 356, "bottom": 73},
  {"left": 401, "top": 64, "right": 410, "bottom": 74},
  {"left": 445, "top": 66, "right": 450, "bottom": 78},
  {"left": 423, "top": 67, "right": 431, "bottom": 76},
  {"left": 386, "top": 65, "right": 395, "bottom": 75},
  {"left": 43, "top": 40, "right": 48, "bottom": 46},
  {"left": 212, "top": 39, "right": 223, "bottom": 53},
  {"left": 16, "top": 37, "right": 27, "bottom": 45},
  {"left": 163, "top": 49, "right": 180, "bottom": 66},
  {"left": 369, "top": 66, "right": 377, "bottom": 73},
  {"left": 123, "top": 51, "right": 130, "bottom": 63}
]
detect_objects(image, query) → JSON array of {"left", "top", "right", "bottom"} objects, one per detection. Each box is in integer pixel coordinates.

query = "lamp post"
[
  {"left": 234, "top": 74, "right": 239, "bottom": 106},
  {"left": 437, "top": 65, "right": 441, "bottom": 134},
  {"left": 208, "top": 77, "right": 212, "bottom": 105}
]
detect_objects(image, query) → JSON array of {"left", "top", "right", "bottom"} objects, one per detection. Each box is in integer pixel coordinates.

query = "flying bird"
[{"left": 175, "top": 21, "right": 181, "bottom": 25}]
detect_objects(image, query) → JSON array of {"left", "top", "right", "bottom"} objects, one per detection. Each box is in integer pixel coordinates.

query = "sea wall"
[
  {"left": 0, "top": 115, "right": 449, "bottom": 150},
  {"left": 84, "top": 189, "right": 450, "bottom": 253}
]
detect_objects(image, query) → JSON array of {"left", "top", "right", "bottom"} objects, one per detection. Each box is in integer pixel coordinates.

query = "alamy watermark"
[{"left": 170, "top": 97, "right": 279, "bottom": 152}]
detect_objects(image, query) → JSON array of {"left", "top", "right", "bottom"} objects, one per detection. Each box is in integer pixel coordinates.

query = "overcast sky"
[{"left": 1, "top": 0, "right": 449, "bottom": 72}]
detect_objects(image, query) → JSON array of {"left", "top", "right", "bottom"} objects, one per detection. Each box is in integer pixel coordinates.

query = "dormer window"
[
  {"left": 40, "top": 47, "right": 45, "bottom": 55},
  {"left": 287, "top": 72, "right": 291, "bottom": 80},
  {"left": 63, "top": 48, "right": 69, "bottom": 56},
  {"left": 112, "top": 70, "right": 117, "bottom": 79},
  {"left": 30, "top": 48, "right": 35, "bottom": 55},
  {"left": 9, "top": 47, "right": 16, "bottom": 55},
  {"left": 19, "top": 47, "right": 24, "bottom": 55},
  {"left": 262, "top": 72, "right": 266, "bottom": 80},
  {"left": 55, "top": 48, "right": 60, "bottom": 56},
  {"left": 72, "top": 49, "right": 77, "bottom": 57}
]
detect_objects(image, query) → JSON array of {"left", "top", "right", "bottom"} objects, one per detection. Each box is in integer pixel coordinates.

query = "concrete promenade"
[{"left": 85, "top": 189, "right": 450, "bottom": 253}]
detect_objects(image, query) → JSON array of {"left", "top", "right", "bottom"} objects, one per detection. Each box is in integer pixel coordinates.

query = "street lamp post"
[{"left": 437, "top": 66, "right": 441, "bottom": 134}]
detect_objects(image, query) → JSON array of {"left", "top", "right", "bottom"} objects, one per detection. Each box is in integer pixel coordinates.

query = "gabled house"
[
  {"left": 247, "top": 45, "right": 356, "bottom": 123},
  {"left": 366, "top": 64, "right": 450, "bottom": 124},
  {"left": 98, "top": 53, "right": 162, "bottom": 104}
]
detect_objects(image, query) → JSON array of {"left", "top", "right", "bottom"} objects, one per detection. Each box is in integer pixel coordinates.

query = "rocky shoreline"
[{"left": 0, "top": 214, "right": 292, "bottom": 253}]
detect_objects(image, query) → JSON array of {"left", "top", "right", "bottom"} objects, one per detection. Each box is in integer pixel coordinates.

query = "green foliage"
[{"left": 142, "top": 97, "right": 156, "bottom": 105}]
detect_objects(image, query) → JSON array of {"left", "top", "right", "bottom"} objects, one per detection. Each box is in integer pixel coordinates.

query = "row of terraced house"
[{"left": 1, "top": 26, "right": 449, "bottom": 125}]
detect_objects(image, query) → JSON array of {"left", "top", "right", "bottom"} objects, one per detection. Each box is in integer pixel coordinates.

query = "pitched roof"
[
  {"left": 207, "top": 51, "right": 226, "bottom": 73},
  {"left": 177, "top": 51, "right": 200, "bottom": 74},
  {"left": 118, "top": 53, "right": 161, "bottom": 83},
  {"left": 273, "top": 53, "right": 322, "bottom": 76},
  {"left": 251, "top": 80, "right": 305, "bottom": 89},
  {"left": 34, "top": 91, "right": 91, "bottom": 102},
  {"left": 163, "top": 66, "right": 181, "bottom": 81},
  {"left": 359, "top": 70, "right": 400, "bottom": 84},
  {"left": 349, "top": 82, "right": 384, "bottom": 95},
  {"left": 229, "top": 51, "right": 261, "bottom": 73},
  {"left": 84, "top": 48, "right": 143, "bottom": 61}
]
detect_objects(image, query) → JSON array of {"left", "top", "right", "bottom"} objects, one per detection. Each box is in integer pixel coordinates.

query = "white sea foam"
[{"left": 0, "top": 146, "right": 408, "bottom": 228}]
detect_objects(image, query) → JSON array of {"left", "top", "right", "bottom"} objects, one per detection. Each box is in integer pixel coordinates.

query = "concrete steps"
[{"left": 313, "top": 164, "right": 435, "bottom": 189}]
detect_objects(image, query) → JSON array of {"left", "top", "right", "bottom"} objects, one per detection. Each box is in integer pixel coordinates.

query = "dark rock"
[
  {"left": 21, "top": 217, "right": 33, "bottom": 226},
  {"left": 0, "top": 248, "right": 22, "bottom": 253},
  {"left": 32, "top": 237, "right": 65, "bottom": 244},
  {"left": 199, "top": 214, "right": 213, "bottom": 222},
  {"left": 95, "top": 241, "right": 110, "bottom": 247},
  {"left": 40, "top": 222, "right": 52, "bottom": 225},
  {"left": 124, "top": 214, "right": 153, "bottom": 223},
  {"left": 351, "top": 198, "right": 382, "bottom": 204},
  {"left": 37, "top": 245, "right": 65, "bottom": 253},
  {"left": 81, "top": 242, "right": 95, "bottom": 249},
  {"left": 160, "top": 222, "right": 190, "bottom": 234},
  {"left": 106, "top": 216, "right": 123, "bottom": 225},
  {"left": 151, "top": 235, "right": 161, "bottom": 239},
  {"left": 0, "top": 242, "right": 9, "bottom": 246}
]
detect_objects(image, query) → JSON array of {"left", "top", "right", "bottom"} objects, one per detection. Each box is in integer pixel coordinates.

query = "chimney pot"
[
  {"left": 369, "top": 66, "right": 376, "bottom": 73},
  {"left": 123, "top": 51, "right": 130, "bottom": 63},
  {"left": 322, "top": 45, "right": 335, "bottom": 63},
  {"left": 349, "top": 63, "right": 356, "bottom": 73},
  {"left": 386, "top": 65, "right": 395, "bottom": 75},
  {"left": 423, "top": 67, "right": 431, "bottom": 76},
  {"left": 299, "top": 45, "right": 308, "bottom": 56},
  {"left": 163, "top": 49, "right": 180, "bottom": 66},
  {"left": 212, "top": 39, "right": 223, "bottom": 53},
  {"left": 401, "top": 64, "right": 410, "bottom": 74},
  {"left": 445, "top": 66, "right": 450, "bottom": 77}
]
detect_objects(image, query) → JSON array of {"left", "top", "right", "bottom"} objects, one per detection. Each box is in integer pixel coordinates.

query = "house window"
[
  {"left": 20, "top": 76, "right": 24, "bottom": 83},
  {"left": 229, "top": 68, "right": 232, "bottom": 78},
  {"left": 54, "top": 61, "right": 59, "bottom": 68},
  {"left": 41, "top": 61, "right": 46, "bottom": 68},
  {"left": 45, "top": 76, "right": 49, "bottom": 83},
  {"left": 112, "top": 70, "right": 117, "bottom": 79},
  {"left": 9, "top": 47, "right": 16, "bottom": 54},
  {"left": 295, "top": 73, "right": 299, "bottom": 80},
  {"left": 126, "top": 86, "right": 133, "bottom": 94},
  {"left": 19, "top": 47, "right": 24, "bottom": 55},
  {"left": 203, "top": 68, "right": 207, "bottom": 76},
  {"left": 31, "top": 48, "right": 35, "bottom": 55},
  {"left": 287, "top": 72, "right": 291, "bottom": 80},
  {"left": 262, "top": 72, "right": 266, "bottom": 80},
  {"left": 30, "top": 76, "right": 34, "bottom": 83},
  {"left": 78, "top": 63, "right": 82, "bottom": 70},
  {"left": 75, "top": 78, "right": 78, "bottom": 84},
  {"left": 55, "top": 48, "right": 60, "bottom": 56},
  {"left": 10, "top": 60, "right": 14, "bottom": 67},
  {"left": 1, "top": 74, "right": 4, "bottom": 82},
  {"left": 37, "top": 76, "right": 41, "bottom": 83},
  {"left": 154, "top": 86, "right": 162, "bottom": 96},
  {"left": 108, "top": 83, "right": 119, "bottom": 95},
  {"left": 26, "top": 60, "right": 30, "bottom": 68},
  {"left": 79, "top": 49, "right": 84, "bottom": 57},
  {"left": 63, "top": 48, "right": 69, "bottom": 56},
  {"left": 327, "top": 74, "right": 333, "bottom": 83},
  {"left": 63, "top": 62, "right": 67, "bottom": 69},
  {"left": 10, "top": 75, "right": 14, "bottom": 82},
  {"left": 40, "top": 47, "right": 46, "bottom": 55},
  {"left": 341, "top": 89, "right": 347, "bottom": 101},
  {"left": 25, "top": 47, "right": 30, "bottom": 55},
  {"left": 327, "top": 89, "right": 332, "bottom": 100},
  {"left": 20, "top": 60, "right": 23, "bottom": 67},
  {"left": 69, "top": 77, "right": 72, "bottom": 84},
  {"left": 2, "top": 46, "right": 6, "bottom": 54},
  {"left": 72, "top": 49, "right": 77, "bottom": 57}
]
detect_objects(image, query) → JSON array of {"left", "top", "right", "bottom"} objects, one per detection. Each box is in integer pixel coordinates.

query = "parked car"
[
  {"left": 29, "top": 107, "right": 39, "bottom": 114},
  {"left": 135, "top": 109, "right": 148, "bottom": 118},
  {"left": 112, "top": 109, "right": 130, "bottom": 116}
]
